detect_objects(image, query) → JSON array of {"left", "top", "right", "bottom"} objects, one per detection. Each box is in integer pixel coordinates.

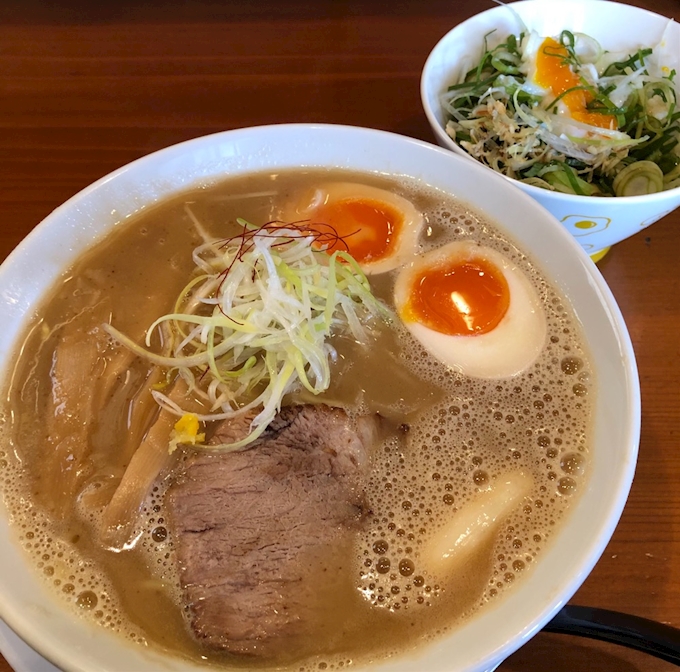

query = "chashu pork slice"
[{"left": 167, "top": 404, "right": 379, "bottom": 657}]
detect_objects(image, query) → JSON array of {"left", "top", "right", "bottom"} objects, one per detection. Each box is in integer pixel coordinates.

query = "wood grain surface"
[{"left": 1, "top": 0, "right": 679, "bottom": 670}]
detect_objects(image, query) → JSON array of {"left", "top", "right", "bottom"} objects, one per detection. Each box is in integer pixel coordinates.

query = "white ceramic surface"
[
  {"left": 0, "top": 124, "right": 640, "bottom": 672},
  {"left": 0, "top": 620, "right": 60, "bottom": 672},
  {"left": 420, "top": 0, "right": 680, "bottom": 256}
]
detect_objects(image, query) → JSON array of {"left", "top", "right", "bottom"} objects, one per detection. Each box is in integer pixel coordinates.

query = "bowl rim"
[
  {"left": 0, "top": 122, "right": 641, "bottom": 672},
  {"left": 419, "top": 0, "right": 680, "bottom": 203}
]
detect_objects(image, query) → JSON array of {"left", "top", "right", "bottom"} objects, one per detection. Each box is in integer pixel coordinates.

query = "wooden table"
[{"left": 1, "top": 0, "right": 678, "bottom": 670}]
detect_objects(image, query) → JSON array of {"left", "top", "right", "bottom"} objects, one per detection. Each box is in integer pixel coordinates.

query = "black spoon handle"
[{"left": 544, "top": 605, "right": 680, "bottom": 666}]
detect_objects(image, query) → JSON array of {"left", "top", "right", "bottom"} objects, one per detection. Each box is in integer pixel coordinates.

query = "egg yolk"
[
  {"left": 535, "top": 37, "right": 617, "bottom": 130},
  {"left": 401, "top": 256, "right": 510, "bottom": 336},
  {"left": 310, "top": 198, "right": 402, "bottom": 264}
]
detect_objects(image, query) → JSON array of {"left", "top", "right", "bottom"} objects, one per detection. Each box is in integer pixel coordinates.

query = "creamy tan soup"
[{"left": 0, "top": 169, "right": 593, "bottom": 670}]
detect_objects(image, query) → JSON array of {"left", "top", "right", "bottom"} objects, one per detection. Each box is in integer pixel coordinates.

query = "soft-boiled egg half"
[
  {"left": 281, "top": 182, "right": 424, "bottom": 275},
  {"left": 521, "top": 32, "right": 617, "bottom": 130},
  {"left": 394, "top": 241, "right": 546, "bottom": 379}
]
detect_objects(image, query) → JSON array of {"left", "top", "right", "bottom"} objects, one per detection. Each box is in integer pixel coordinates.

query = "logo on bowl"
[{"left": 560, "top": 215, "right": 611, "bottom": 237}]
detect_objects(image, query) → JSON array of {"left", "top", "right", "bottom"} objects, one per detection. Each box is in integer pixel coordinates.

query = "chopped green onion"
[
  {"left": 663, "top": 164, "right": 680, "bottom": 189},
  {"left": 602, "top": 48, "right": 653, "bottom": 77},
  {"left": 613, "top": 161, "right": 664, "bottom": 196},
  {"left": 542, "top": 164, "right": 599, "bottom": 196}
]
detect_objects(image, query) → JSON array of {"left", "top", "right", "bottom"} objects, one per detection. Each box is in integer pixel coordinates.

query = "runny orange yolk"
[
  {"left": 535, "top": 37, "right": 617, "bottom": 130},
  {"left": 310, "top": 198, "right": 402, "bottom": 264},
  {"left": 402, "top": 256, "right": 510, "bottom": 336}
]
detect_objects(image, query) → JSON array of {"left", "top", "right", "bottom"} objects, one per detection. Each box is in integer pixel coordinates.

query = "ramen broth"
[{"left": 0, "top": 169, "right": 593, "bottom": 669}]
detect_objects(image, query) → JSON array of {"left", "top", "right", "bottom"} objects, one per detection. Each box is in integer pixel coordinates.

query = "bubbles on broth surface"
[
  {"left": 0, "top": 453, "right": 132, "bottom": 638},
  {"left": 0, "top": 169, "right": 594, "bottom": 669},
  {"left": 352, "top": 203, "right": 592, "bottom": 617}
]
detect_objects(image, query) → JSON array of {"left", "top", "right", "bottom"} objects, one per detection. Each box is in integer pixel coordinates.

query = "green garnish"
[{"left": 612, "top": 161, "right": 664, "bottom": 196}]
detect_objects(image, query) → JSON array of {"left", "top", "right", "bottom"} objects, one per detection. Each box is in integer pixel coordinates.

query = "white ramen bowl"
[
  {"left": 420, "top": 0, "right": 680, "bottom": 260},
  {"left": 0, "top": 124, "right": 640, "bottom": 672}
]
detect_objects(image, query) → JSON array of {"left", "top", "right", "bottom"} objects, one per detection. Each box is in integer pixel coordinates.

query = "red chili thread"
[{"left": 213, "top": 219, "right": 354, "bottom": 297}]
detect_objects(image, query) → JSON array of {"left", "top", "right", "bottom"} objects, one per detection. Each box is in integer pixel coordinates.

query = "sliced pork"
[{"left": 168, "top": 404, "right": 378, "bottom": 657}]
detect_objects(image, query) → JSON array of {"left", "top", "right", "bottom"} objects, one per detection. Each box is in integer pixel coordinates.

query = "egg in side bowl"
[{"left": 520, "top": 31, "right": 620, "bottom": 131}]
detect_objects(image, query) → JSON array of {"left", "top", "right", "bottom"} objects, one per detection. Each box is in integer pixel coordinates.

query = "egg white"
[
  {"left": 394, "top": 241, "right": 546, "bottom": 379},
  {"left": 280, "top": 182, "right": 424, "bottom": 275},
  {"left": 519, "top": 31, "right": 551, "bottom": 97}
]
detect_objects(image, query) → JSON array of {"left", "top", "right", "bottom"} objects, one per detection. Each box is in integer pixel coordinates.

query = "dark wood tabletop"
[{"left": 1, "top": 0, "right": 679, "bottom": 670}]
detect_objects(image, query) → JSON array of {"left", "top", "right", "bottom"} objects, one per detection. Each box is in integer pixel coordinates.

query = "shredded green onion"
[{"left": 104, "top": 219, "right": 391, "bottom": 452}]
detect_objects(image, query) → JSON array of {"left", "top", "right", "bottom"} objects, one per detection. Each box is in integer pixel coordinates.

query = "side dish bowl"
[
  {"left": 420, "top": 0, "right": 680, "bottom": 259},
  {"left": 0, "top": 124, "right": 639, "bottom": 672}
]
